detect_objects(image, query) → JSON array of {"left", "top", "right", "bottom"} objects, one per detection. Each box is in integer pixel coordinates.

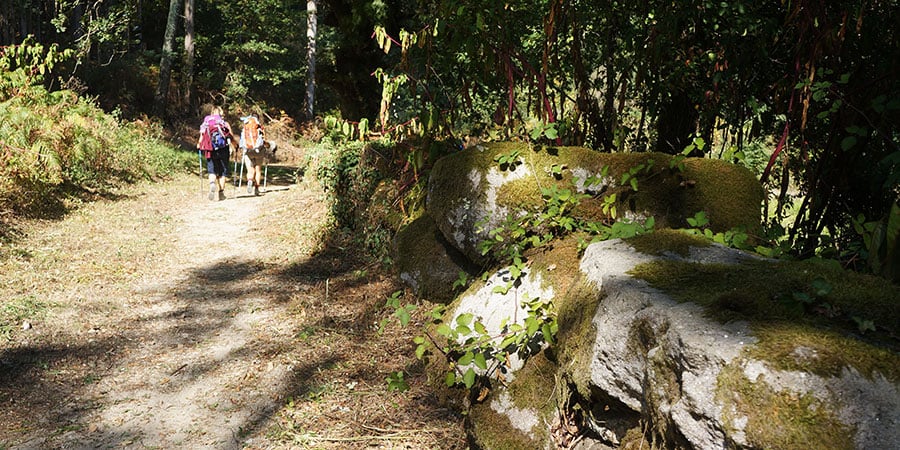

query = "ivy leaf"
[
  {"left": 458, "top": 351, "right": 474, "bottom": 366},
  {"left": 445, "top": 371, "right": 457, "bottom": 387}
]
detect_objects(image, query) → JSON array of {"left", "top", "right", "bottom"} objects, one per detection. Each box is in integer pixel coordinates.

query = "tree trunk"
[
  {"left": 182, "top": 0, "right": 195, "bottom": 110},
  {"left": 306, "top": 0, "right": 317, "bottom": 120},
  {"left": 153, "top": 0, "right": 181, "bottom": 118}
]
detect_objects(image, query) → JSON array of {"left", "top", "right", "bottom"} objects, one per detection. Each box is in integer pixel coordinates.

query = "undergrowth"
[{"left": 0, "top": 40, "right": 194, "bottom": 229}]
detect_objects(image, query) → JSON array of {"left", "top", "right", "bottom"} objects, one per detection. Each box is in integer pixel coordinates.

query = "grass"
[{"left": 0, "top": 296, "right": 50, "bottom": 341}]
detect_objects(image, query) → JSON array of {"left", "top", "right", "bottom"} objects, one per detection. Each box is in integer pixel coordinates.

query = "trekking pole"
[
  {"left": 198, "top": 150, "right": 204, "bottom": 196},
  {"left": 264, "top": 141, "right": 276, "bottom": 191},
  {"left": 231, "top": 156, "right": 237, "bottom": 197},
  {"left": 238, "top": 148, "right": 245, "bottom": 190}
]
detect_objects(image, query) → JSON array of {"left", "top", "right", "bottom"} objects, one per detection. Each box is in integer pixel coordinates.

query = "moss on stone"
[
  {"left": 467, "top": 400, "right": 540, "bottom": 450},
  {"left": 628, "top": 257, "right": 900, "bottom": 381},
  {"left": 626, "top": 229, "right": 712, "bottom": 257},
  {"left": 505, "top": 351, "right": 557, "bottom": 444},
  {"left": 528, "top": 235, "right": 602, "bottom": 400},
  {"left": 681, "top": 158, "right": 765, "bottom": 233},
  {"left": 393, "top": 214, "right": 478, "bottom": 303},
  {"left": 716, "top": 363, "right": 855, "bottom": 450},
  {"left": 748, "top": 324, "right": 900, "bottom": 380},
  {"left": 618, "top": 426, "right": 654, "bottom": 449}
]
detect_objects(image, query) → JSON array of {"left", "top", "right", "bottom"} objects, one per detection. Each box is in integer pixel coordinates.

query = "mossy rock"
[
  {"left": 393, "top": 214, "right": 479, "bottom": 303},
  {"left": 574, "top": 237, "right": 900, "bottom": 449},
  {"left": 427, "top": 142, "right": 763, "bottom": 266},
  {"left": 466, "top": 352, "right": 558, "bottom": 450}
]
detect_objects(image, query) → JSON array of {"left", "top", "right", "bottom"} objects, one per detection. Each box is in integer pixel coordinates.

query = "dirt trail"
[{"left": 0, "top": 170, "right": 464, "bottom": 449}]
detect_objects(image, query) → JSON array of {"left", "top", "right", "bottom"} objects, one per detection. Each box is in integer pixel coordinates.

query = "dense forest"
[{"left": 1, "top": 0, "right": 898, "bottom": 281}]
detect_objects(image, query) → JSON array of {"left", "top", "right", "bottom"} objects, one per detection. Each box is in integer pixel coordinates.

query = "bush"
[{"left": 0, "top": 87, "right": 194, "bottom": 219}]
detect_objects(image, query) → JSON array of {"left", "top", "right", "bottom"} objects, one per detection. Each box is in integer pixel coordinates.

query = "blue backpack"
[{"left": 202, "top": 115, "right": 229, "bottom": 150}]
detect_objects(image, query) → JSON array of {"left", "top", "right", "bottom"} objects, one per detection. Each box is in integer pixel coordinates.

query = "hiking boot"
[
  {"left": 218, "top": 190, "right": 226, "bottom": 201},
  {"left": 254, "top": 185, "right": 260, "bottom": 196},
  {"left": 248, "top": 183, "right": 254, "bottom": 194},
  {"left": 209, "top": 184, "right": 217, "bottom": 201}
]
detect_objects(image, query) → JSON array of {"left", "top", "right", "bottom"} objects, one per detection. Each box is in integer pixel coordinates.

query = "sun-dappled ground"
[{"left": 0, "top": 164, "right": 465, "bottom": 449}]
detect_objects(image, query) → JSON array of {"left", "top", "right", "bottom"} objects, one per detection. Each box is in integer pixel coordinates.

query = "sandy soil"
[{"left": 0, "top": 167, "right": 465, "bottom": 449}]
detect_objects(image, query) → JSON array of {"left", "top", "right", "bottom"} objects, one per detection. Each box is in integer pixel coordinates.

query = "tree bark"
[
  {"left": 182, "top": 0, "right": 195, "bottom": 110},
  {"left": 306, "top": 0, "right": 317, "bottom": 120},
  {"left": 153, "top": 0, "right": 181, "bottom": 118}
]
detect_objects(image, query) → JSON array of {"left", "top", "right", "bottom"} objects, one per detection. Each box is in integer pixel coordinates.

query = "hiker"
[
  {"left": 239, "top": 115, "right": 268, "bottom": 196},
  {"left": 197, "top": 107, "right": 234, "bottom": 201}
]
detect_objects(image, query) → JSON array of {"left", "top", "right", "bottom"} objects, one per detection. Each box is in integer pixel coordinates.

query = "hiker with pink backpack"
[{"left": 196, "top": 106, "right": 235, "bottom": 201}]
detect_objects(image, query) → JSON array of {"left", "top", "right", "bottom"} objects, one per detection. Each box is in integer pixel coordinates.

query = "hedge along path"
[{"left": 0, "top": 170, "right": 464, "bottom": 449}]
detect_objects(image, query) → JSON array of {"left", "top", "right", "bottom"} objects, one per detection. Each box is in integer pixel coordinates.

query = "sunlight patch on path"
[{"left": 56, "top": 187, "right": 299, "bottom": 449}]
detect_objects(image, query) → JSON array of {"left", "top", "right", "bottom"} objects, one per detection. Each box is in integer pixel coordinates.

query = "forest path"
[{"left": 0, "top": 168, "right": 463, "bottom": 449}]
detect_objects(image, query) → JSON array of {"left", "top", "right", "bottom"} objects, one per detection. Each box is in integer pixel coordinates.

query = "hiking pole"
[
  {"left": 264, "top": 141, "right": 276, "bottom": 192},
  {"left": 238, "top": 148, "right": 245, "bottom": 191},
  {"left": 263, "top": 152, "right": 269, "bottom": 192},
  {"left": 198, "top": 150, "right": 204, "bottom": 196}
]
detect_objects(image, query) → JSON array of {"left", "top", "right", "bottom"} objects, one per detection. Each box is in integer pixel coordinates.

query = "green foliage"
[
  {"left": 312, "top": 139, "right": 383, "bottom": 230},
  {"left": 850, "top": 204, "right": 900, "bottom": 280},
  {"left": 493, "top": 148, "right": 522, "bottom": 171},
  {"left": 0, "top": 37, "right": 73, "bottom": 100},
  {"left": 620, "top": 159, "right": 654, "bottom": 192},
  {"left": 415, "top": 297, "right": 557, "bottom": 390},
  {"left": 0, "top": 40, "right": 193, "bottom": 220},
  {"left": 529, "top": 122, "right": 558, "bottom": 142},
  {"left": 385, "top": 371, "right": 410, "bottom": 392},
  {"left": 323, "top": 115, "right": 370, "bottom": 141},
  {"left": 452, "top": 271, "right": 469, "bottom": 291}
]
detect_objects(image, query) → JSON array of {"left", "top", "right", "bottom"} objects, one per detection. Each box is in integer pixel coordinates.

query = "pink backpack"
[{"left": 199, "top": 115, "right": 228, "bottom": 155}]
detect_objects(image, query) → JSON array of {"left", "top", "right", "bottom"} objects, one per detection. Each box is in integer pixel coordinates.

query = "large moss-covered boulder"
[
  {"left": 568, "top": 236, "right": 900, "bottom": 450},
  {"left": 411, "top": 141, "right": 897, "bottom": 449},
  {"left": 445, "top": 232, "right": 900, "bottom": 449},
  {"left": 427, "top": 142, "right": 764, "bottom": 266}
]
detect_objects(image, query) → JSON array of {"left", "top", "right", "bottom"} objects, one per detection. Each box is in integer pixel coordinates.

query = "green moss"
[
  {"left": 717, "top": 364, "right": 854, "bottom": 450},
  {"left": 618, "top": 426, "right": 654, "bottom": 449},
  {"left": 748, "top": 324, "right": 900, "bottom": 380},
  {"left": 506, "top": 352, "right": 557, "bottom": 444},
  {"left": 682, "top": 158, "right": 765, "bottom": 234},
  {"left": 393, "top": 214, "right": 477, "bottom": 303},
  {"left": 528, "top": 236, "right": 602, "bottom": 399},
  {"left": 626, "top": 229, "right": 712, "bottom": 257},
  {"left": 468, "top": 401, "right": 540, "bottom": 450},
  {"left": 629, "top": 257, "right": 900, "bottom": 381}
]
